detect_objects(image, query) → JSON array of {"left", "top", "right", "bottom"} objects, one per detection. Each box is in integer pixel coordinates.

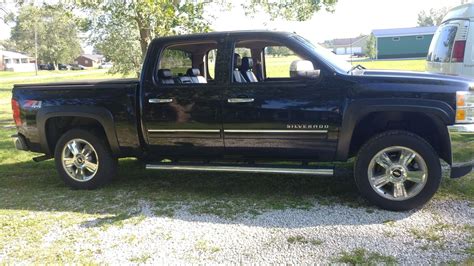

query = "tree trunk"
[{"left": 135, "top": 11, "right": 152, "bottom": 59}]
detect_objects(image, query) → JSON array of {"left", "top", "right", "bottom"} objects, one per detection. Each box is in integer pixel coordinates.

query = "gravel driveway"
[{"left": 33, "top": 199, "right": 473, "bottom": 264}]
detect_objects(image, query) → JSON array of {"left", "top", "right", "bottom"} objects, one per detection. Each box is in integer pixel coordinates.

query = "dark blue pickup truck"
[{"left": 11, "top": 31, "right": 474, "bottom": 211}]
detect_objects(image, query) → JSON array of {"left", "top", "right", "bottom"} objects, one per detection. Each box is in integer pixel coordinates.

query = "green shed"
[{"left": 373, "top": 26, "right": 437, "bottom": 59}]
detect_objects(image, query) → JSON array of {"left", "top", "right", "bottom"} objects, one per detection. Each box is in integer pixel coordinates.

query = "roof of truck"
[
  {"left": 443, "top": 3, "right": 474, "bottom": 23},
  {"left": 151, "top": 30, "right": 294, "bottom": 43}
]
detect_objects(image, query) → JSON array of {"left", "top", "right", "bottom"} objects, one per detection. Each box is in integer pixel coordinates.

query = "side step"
[{"left": 145, "top": 163, "right": 334, "bottom": 176}]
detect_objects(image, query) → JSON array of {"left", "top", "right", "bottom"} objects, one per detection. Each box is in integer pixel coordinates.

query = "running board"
[{"left": 145, "top": 163, "right": 334, "bottom": 176}]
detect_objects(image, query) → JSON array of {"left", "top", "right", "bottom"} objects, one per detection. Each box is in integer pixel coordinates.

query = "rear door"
[{"left": 141, "top": 39, "right": 226, "bottom": 158}]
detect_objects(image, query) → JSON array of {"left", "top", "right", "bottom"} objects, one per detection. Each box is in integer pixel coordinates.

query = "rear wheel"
[
  {"left": 354, "top": 130, "right": 441, "bottom": 211},
  {"left": 54, "top": 129, "right": 117, "bottom": 189}
]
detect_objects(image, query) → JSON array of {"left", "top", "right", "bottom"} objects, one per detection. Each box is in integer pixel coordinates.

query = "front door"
[
  {"left": 142, "top": 41, "right": 225, "bottom": 158},
  {"left": 222, "top": 42, "right": 344, "bottom": 161}
]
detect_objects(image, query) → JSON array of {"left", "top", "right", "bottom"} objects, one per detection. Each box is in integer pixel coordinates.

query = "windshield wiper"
[{"left": 348, "top": 64, "right": 366, "bottom": 73}]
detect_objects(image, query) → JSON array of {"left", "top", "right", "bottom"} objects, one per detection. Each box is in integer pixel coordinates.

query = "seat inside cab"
[{"left": 234, "top": 39, "right": 316, "bottom": 83}]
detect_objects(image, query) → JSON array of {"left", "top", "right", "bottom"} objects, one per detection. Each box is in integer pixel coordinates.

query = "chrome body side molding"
[
  {"left": 223, "top": 129, "right": 328, "bottom": 134},
  {"left": 148, "top": 129, "right": 221, "bottom": 133}
]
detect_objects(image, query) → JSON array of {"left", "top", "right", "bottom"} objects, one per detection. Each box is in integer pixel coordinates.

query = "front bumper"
[{"left": 448, "top": 124, "right": 474, "bottom": 178}]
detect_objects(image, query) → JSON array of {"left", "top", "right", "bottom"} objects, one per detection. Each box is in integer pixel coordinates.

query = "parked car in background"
[
  {"left": 99, "top": 62, "right": 113, "bottom": 69},
  {"left": 69, "top": 64, "right": 86, "bottom": 70},
  {"left": 427, "top": 3, "right": 474, "bottom": 78},
  {"left": 57, "top": 64, "right": 70, "bottom": 70},
  {"left": 38, "top": 64, "right": 55, "bottom": 70},
  {"left": 353, "top": 52, "right": 366, "bottom": 58}
]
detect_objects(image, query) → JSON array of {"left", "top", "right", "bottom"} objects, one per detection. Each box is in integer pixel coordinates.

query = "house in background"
[
  {"left": 372, "top": 26, "right": 437, "bottom": 59},
  {"left": 74, "top": 54, "right": 105, "bottom": 68},
  {"left": 0, "top": 51, "right": 36, "bottom": 72},
  {"left": 321, "top": 35, "right": 369, "bottom": 56}
]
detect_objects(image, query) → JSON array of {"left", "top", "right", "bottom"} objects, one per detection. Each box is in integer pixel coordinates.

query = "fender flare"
[
  {"left": 336, "top": 98, "right": 455, "bottom": 161},
  {"left": 36, "top": 106, "right": 121, "bottom": 155}
]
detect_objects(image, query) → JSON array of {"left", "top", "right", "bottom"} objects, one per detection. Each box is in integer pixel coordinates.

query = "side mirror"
[{"left": 290, "top": 60, "right": 320, "bottom": 79}]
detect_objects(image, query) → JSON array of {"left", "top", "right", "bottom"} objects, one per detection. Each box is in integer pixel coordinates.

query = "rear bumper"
[
  {"left": 11, "top": 134, "right": 29, "bottom": 151},
  {"left": 448, "top": 124, "right": 474, "bottom": 178}
]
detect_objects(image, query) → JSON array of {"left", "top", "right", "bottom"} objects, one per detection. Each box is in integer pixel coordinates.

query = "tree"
[
  {"left": 80, "top": 0, "right": 338, "bottom": 76},
  {"left": 417, "top": 7, "right": 448, "bottom": 27},
  {"left": 9, "top": 4, "right": 82, "bottom": 68},
  {"left": 82, "top": 0, "right": 212, "bottom": 76},
  {"left": 366, "top": 34, "right": 376, "bottom": 59},
  {"left": 244, "top": 0, "right": 338, "bottom": 21}
]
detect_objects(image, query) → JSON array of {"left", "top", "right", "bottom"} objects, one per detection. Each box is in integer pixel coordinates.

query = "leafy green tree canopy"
[
  {"left": 79, "top": 0, "right": 338, "bottom": 76},
  {"left": 244, "top": 0, "right": 337, "bottom": 21},
  {"left": 366, "top": 34, "right": 376, "bottom": 59},
  {"left": 9, "top": 4, "right": 82, "bottom": 67},
  {"left": 417, "top": 7, "right": 448, "bottom": 27}
]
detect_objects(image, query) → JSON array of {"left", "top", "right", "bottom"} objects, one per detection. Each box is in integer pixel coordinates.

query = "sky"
[
  {"left": 0, "top": 0, "right": 467, "bottom": 45},
  {"left": 212, "top": 0, "right": 465, "bottom": 43}
]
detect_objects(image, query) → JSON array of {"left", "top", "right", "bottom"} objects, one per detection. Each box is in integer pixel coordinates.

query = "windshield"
[{"left": 293, "top": 34, "right": 353, "bottom": 74}]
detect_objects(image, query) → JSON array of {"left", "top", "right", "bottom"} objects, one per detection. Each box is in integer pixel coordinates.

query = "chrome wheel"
[
  {"left": 368, "top": 146, "right": 428, "bottom": 201},
  {"left": 61, "top": 138, "right": 99, "bottom": 182}
]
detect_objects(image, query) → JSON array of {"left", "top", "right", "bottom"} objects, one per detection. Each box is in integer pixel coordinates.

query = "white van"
[{"left": 427, "top": 3, "right": 474, "bottom": 78}]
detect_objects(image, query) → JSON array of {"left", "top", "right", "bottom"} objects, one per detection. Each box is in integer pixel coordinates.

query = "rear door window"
[
  {"left": 427, "top": 25, "right": 458, "bottom": 62},
  {"left": 159, "top": 49, "right": 192, "bottom": 76}
]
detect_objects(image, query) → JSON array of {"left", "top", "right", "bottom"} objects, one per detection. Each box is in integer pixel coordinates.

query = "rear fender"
[{"left": 36, "top": 106, "right": 120, "bottom": 156}]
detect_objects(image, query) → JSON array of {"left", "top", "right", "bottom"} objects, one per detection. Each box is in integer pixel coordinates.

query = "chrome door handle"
[
  {"left": 149, "top": 98, "right": 173, "bottom": 103},
  {"left": 227, "top": 98, "right": 254, "bottom": 103}
]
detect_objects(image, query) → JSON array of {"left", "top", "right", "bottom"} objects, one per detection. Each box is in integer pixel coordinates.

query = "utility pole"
[{"left": 34, "top": 27, "right": 38, "bottom": 76}]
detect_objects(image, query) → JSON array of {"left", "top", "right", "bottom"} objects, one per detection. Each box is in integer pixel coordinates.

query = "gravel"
[{"left": 44, "top": 199, "right": 473, "bottom": 264}]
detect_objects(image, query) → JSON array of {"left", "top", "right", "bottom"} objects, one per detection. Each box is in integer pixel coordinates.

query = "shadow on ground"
[{"left": 0, "top": 154, "right": 421, "bottom": 229}]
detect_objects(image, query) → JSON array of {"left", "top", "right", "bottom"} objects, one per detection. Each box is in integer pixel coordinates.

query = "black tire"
[
  {"left": 54, "top": 129, "right": 117, "bottom": 189},
  {"left": 354, "top": 130, "right": 442, "bottom": 211}
]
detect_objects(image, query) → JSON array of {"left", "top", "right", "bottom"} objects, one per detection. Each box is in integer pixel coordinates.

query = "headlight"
[{"left": 456, "top": 91, "right": 474, "bottom": 123}]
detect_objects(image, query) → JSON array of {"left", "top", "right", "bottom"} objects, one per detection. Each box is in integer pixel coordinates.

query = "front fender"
[{"left": 336, "top": 98, "right": 455, "bottom": 161}]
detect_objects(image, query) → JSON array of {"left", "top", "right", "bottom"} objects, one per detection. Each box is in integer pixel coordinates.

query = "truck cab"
[{"left": 141, "top": 32, "right": 345, "bottom": 161}]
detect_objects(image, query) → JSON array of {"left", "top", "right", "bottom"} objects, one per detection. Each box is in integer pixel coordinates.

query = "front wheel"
[
  {"left": 54, "top": 129, "right": 117, "bottom": 189},
  {"left": 354, "top": 130, "right": 442, "bottom": 211}
]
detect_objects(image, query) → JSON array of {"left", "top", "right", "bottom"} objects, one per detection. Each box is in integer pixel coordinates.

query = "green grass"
[
  {"left": 335, "top": 248, "right": 397, "bottom": 265},
  {"left": 287, "top": 235, "right": 323, "bottom": 246},
  {"left": 354, "top": 59, "right": 426, "bottom": 72},
  {"left": 265, "top": 56, "right": 427, "bottom": 77},
  {"left": 0, "top": 69, "right": 134, "bottom": 95},
  {"left": 265, "top": 55, "right": 300, "bottom": 77}
]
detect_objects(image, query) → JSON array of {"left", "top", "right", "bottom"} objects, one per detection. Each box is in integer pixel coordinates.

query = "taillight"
[
  {"left": 11, "top": 99, "right": 21, "bottom": 126},
  {"left": 452, "top": 40, "right": 466, "bottom": 62}
]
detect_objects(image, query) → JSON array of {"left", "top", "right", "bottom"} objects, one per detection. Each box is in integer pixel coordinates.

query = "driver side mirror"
[{"left": 290, "top": 60, "right": 320, "bottom": 79}]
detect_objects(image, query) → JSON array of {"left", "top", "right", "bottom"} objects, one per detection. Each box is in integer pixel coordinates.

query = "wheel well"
[
  {"left": 349, "top": 112, "right": 451, "bottom": 163},
  {"left": 45, "top": 116, "right": 108, "bottom": 154}
]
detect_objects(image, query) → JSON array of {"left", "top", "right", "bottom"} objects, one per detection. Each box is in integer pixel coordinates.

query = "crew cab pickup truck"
[{"left": 11, "top": 31, "right": 474, "bottom": 211}]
